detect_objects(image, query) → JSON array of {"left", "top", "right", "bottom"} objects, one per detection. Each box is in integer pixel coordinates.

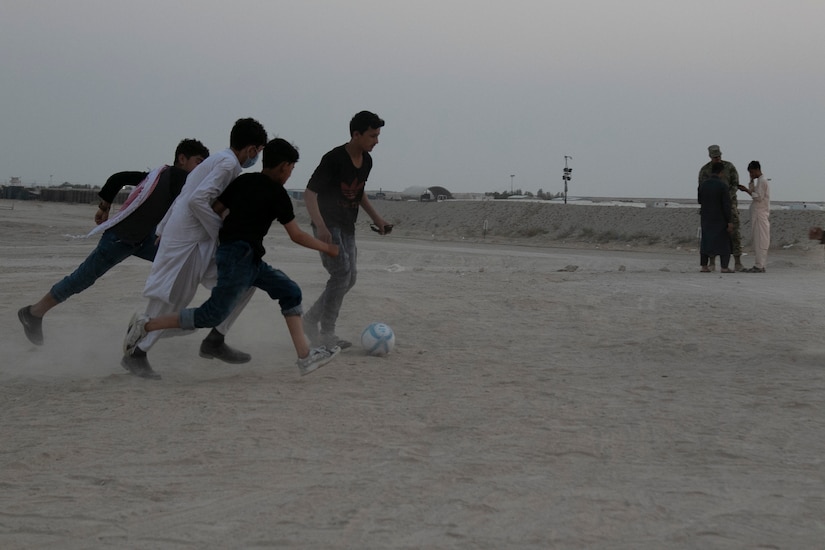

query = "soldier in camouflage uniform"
[{"left": 698, "top": 144, "right": 745, "bottom": 271}]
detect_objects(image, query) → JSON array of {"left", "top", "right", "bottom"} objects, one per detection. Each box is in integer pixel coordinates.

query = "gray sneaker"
[
  {"left": 18, "top": 306, "right": 44, "bottom": 345},
  {"left": 296, "top": 345, "right": 340, "bottom": 376},
  {"left": 123, "top": 312, "right": 149, "bottom": 356},
  {"left": 121, "top": 353, "right": 161, "bottom": 380},
  {"left": 320, "top": 334, "right": 352, "bottom": 350}
]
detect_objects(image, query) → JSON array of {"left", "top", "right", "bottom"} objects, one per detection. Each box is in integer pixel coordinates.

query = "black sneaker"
[
  {"left": 18, "top": 306, "right": 44, "bottom": 345},
  {"left": 121, "top": 353, "right": 162, "bottom": 380},
  {"left": 199, "top": 340, "right": 251, "bottom": 364}
]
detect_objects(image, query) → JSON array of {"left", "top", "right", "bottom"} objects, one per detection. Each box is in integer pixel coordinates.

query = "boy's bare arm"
[
  {"left": 359, "top": 194, "right": 388, "bottom": 229},
  {"left": 283, "top": 220, "right": 338, "bottom": 256},
  {"left": 303, "top": 189, "right": 331, "bottom": 242}
]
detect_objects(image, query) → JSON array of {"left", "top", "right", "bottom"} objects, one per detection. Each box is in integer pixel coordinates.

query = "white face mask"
[{"left": 241, "top": 152, "right": 259, "bottom": 169}]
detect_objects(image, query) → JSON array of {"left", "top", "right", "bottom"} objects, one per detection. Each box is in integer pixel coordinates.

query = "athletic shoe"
[
  {"left": 320, "top": 334, "right": 352, "bottom": 350},
  {"left": 745, "top": 266, "right": 766, "bottom": 273},
  {"left": 123, "top": 312, "right": 149, "bottom": 356},
  {"left": 296, "top": 345, "right": 341, "bottom": 376},
  {"left": 18, "top": 306, "right": 44, "bottom": 345},
  {"left": 199, "top": 340, "right": 252, "bottom": 364},
  {"left": 121, "top": 353, "right": 161, "bottom": 380}
]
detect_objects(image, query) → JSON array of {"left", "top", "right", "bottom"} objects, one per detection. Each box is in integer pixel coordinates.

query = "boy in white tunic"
[
  {"left": 124, "top": 138, "right": 341, "bottom": 376},
  {"left": 122, "top": 118, "right": 267, "bottom": 379},
  {"left": 742, "top": 160, "right": 770, "bottom": 273}
]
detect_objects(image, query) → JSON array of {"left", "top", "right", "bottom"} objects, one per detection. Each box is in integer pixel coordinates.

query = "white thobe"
[
  {"left": 749, "top": 175, "right": 770, "bottom": 268},
  {"left": 137, "top": 148, "right": 254, "bottom": 352}
]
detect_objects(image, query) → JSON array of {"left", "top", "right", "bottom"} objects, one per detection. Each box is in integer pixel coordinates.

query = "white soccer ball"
[{"left": 360, "top": 322, "right": 395, "bottom": 356}]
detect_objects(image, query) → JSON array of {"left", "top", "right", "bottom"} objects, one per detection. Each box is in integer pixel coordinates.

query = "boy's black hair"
[
  {"left": 262, "top": 138, "right": 299, "bottom": 168},
  {"left": 174, "top": 139, "right": 210, "bottom": 165},
  {"left": 711, "top": 163, "right": 724, "bottom": 174},
  {"left": 747, "top": 160, "right": 761, "bottom": 171},
  {"left": 230, "top": 118, "right": 267, "bottom": 150},
  {"left": 349, "top": 111, "right": 385, "bottom": 136}
]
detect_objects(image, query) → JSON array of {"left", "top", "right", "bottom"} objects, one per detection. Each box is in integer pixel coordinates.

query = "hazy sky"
[{"left": 2, "top": 0, "right": 823, "bottom": 200}]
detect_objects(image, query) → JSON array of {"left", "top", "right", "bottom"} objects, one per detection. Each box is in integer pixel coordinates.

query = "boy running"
[
  {"left": 18, "top": 139, "right": 209, "bottom": 345},
  {"left": 124, "top": 138, "right": 341, "bottom": 376},
  {"left": 123, "top": 118, "right": 267, "bottom": 379},
  {"left": 302, "top": 111, "right": 391, "bottom": 349}
]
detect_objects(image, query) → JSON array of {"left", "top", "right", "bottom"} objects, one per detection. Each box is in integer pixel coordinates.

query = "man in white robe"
[
  {"left": 122, "top": 118, "right": 268, "bottom": 379},
  {"left": 742, "top": 160, "right": 770, "bottom": 273}
]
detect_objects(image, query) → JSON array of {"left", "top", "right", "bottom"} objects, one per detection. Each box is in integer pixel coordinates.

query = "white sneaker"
[
  {"left": 123, "top": 312, "right": 149, "bottom": 356},
  {"left": 296, "top": 345, "right": 340, "bottom": 376}
]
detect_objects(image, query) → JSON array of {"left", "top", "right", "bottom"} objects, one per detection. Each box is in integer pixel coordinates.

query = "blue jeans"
[
  {"left": 304, "top": 227, "right": 357, "bottom": 335},
  {"left": 179, "top": 240, "right": 303, "bottom": 330},
  {"left": 50, "top": 230, "right": 157, "bottom": 303}
]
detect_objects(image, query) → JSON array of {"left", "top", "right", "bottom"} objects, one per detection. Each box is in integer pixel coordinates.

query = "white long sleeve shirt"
[
  {"left": 143, "top": 148, "right": 241, "bottom": 303},
  {"left": 749, "top": 175, "right": 770, "bottom": 220}
]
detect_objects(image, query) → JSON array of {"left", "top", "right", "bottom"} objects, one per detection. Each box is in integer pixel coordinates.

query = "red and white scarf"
[{"left": 87, "top": 165, "right": 168, "bottom": 237}]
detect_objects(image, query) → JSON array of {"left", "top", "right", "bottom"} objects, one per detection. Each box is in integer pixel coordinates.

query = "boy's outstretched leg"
[{"left": 286, "top": 314, "right": 339, "bottom": 376}]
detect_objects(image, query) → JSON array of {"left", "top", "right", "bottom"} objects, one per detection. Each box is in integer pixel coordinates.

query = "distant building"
[
  {"left": 420, "top": 186, "right": 453, "bottom": 202},
  {"left": 0, "top": 186, "right": 37, "bottom": 200}
]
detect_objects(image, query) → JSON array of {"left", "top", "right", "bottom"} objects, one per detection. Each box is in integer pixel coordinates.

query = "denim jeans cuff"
[
  {"left": 179, "top": 308, "right": 197, "bottom": 330},
  {"left": 282, "top": 305, "right": 303, "bottom": 317}
]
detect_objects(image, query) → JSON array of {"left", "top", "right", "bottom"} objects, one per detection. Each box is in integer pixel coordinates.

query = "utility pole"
[
  {"left": 562, "top": 156, "right": 572, "bottom": 204},
  {"left": 510, "top": 174, "right": 515, "bottom": 195}
]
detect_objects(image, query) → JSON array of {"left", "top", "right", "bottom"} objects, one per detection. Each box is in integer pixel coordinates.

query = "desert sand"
[{"left": 2, "top": 198, "right": 825, "bottom": 549}]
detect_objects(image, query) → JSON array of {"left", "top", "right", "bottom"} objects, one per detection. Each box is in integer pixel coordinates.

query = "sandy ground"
[{"left": 2, "top": 200, "right": 825, "bottom": 549}]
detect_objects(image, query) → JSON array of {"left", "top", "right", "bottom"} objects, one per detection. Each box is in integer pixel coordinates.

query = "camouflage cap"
[{"left": 708, "top": 144, "right": 722, "bottom": 158}]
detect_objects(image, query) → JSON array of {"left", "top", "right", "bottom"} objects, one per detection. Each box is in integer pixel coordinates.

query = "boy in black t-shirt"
[
  {"left": 123, "top": 139, "right": 341, "bottom": 376},
  {"left": 18, "top": 139, "right": 209, "bottom": 345},
  {"left": 302, "top": 110, "right": 392, "bottom": 349}
]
